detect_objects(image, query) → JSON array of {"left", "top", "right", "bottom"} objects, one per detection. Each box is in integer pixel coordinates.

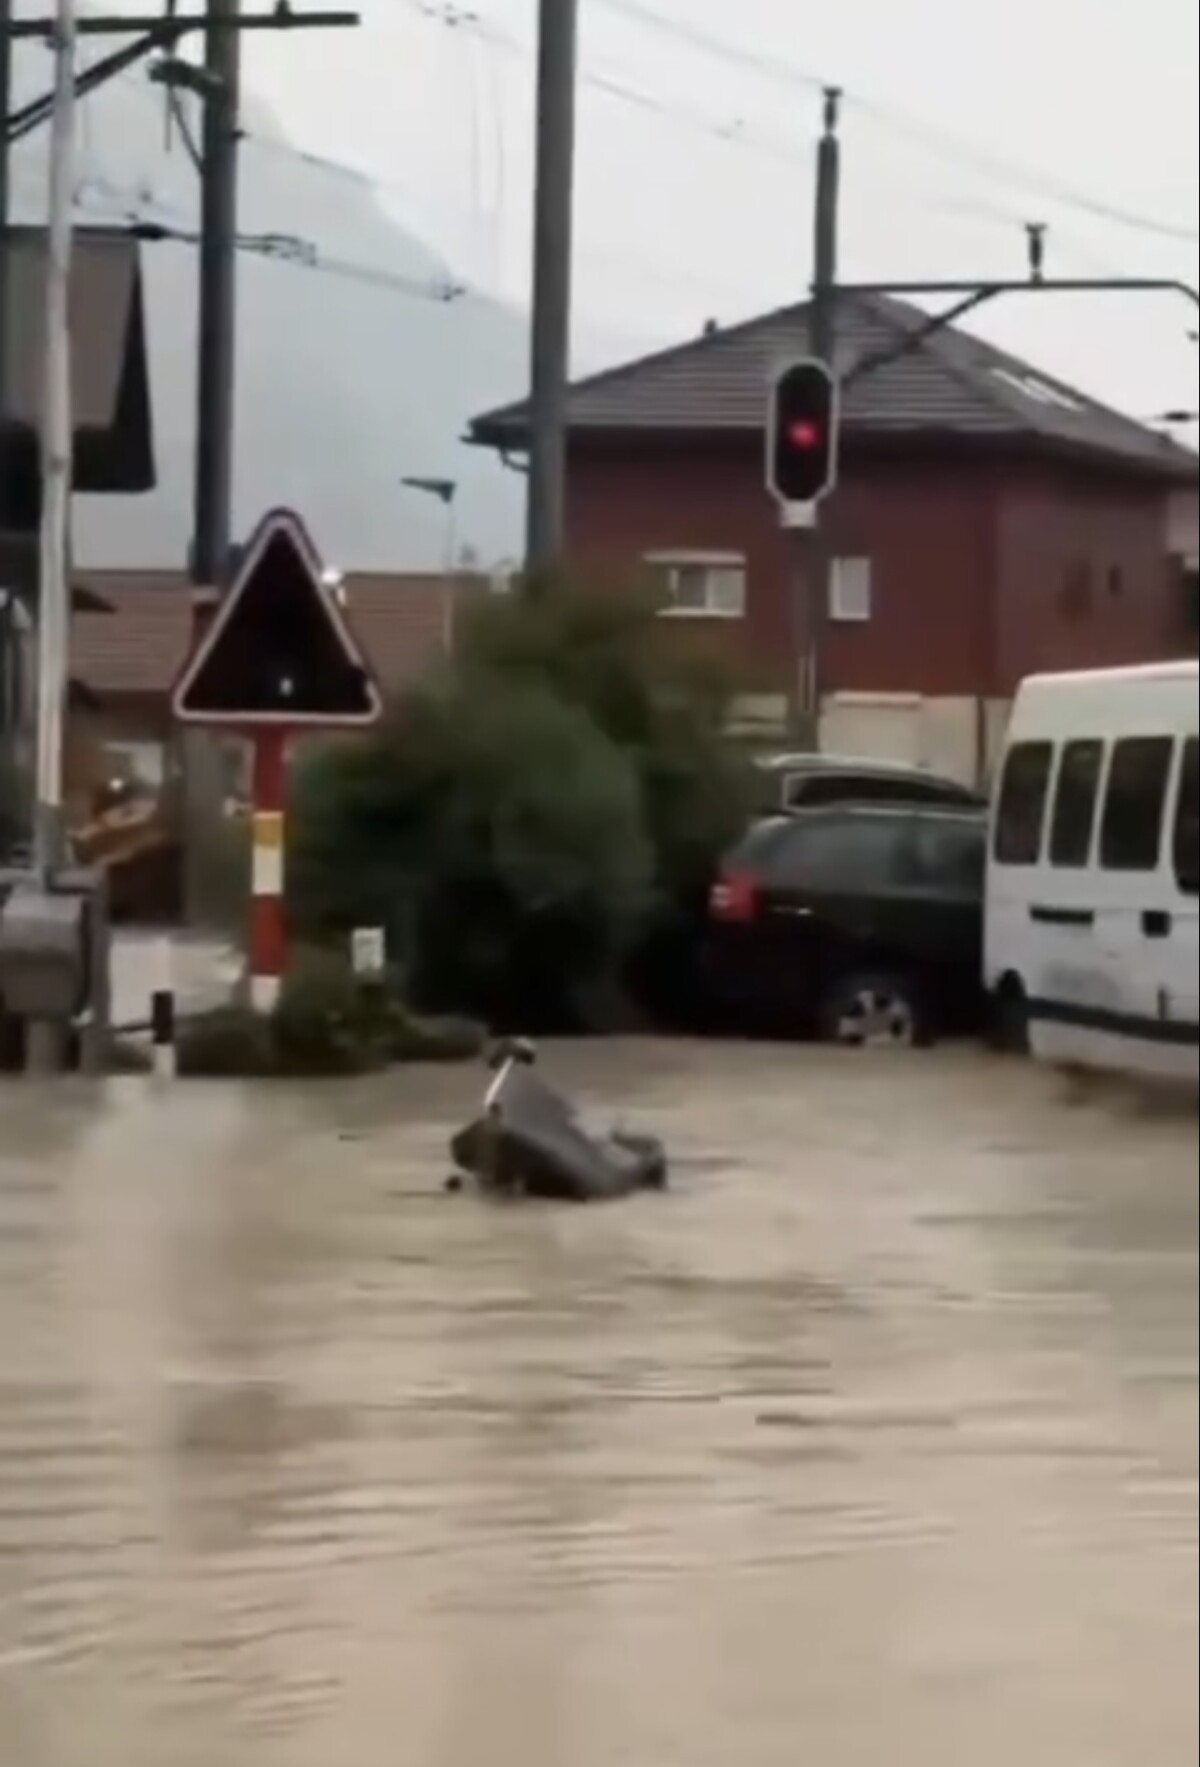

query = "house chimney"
[{"left": 702, "top": 318, "right": 719, "bottom": 337}]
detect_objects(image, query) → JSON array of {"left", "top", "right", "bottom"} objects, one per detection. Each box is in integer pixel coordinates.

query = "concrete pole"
[
  {"left": 523, "top": 0, "right": 578, "bottom": 578},
  {"left": 26, "top": 0, "right": 76, "bottom": 1073},
  {"left": 183, "top": 0, "right": 242, "bottom": 931},
  {"left": 792, "top": 88, "right": 840, "bottom": 747}
]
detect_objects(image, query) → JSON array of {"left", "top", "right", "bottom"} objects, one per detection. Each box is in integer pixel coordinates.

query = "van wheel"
[
  {"left": 818, "top": 970, "right": 927, "bottom": 1048},
  {"left": 990, "top": 978, "right": 1030, "bottom": 1054}
]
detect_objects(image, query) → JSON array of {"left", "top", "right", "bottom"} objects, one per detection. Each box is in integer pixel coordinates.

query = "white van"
[{"left": 984, "top": 661, "right": 1198, "bottom": 1087}]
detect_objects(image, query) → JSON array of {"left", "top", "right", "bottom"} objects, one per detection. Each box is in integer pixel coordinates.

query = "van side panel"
[{"left": 985, "top": 664, "right": 1199, "bottom": 1086}]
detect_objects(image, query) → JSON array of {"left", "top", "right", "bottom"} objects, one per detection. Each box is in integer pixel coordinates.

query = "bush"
[
  {"left": 287, "top": 575, "right": 752, "bottom": 1030},
  {"left": 457, "top": 575, "right": 750, "bottom": 903},
  {"left": 177, "top": 1004, "right": 279, "bottom": 1079},
  {"left": 289, "top": 673, "right": 653, "bottom": 1029},
  {"left": 174, "top": 949, "right": 487, "bottom": 1079}
]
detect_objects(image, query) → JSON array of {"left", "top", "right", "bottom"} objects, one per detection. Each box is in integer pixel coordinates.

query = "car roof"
[
  {"left": 753, "top": 751, "right": 968, "bottom": 783},
  {"left": 762, "top": 801, "right": 987, "bottom": 830}
]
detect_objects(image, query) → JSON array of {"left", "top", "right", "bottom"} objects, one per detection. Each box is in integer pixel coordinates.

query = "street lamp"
[{"left": 399, "top": 475, "right": 458, "bottom": 656}]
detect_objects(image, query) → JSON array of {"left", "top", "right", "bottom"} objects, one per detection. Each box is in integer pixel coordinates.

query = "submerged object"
[{"left": 449, "top": 1038, "right": 668, "bottom": 1202}]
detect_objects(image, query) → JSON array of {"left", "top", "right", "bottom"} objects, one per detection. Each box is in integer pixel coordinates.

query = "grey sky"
[{"left": 236, "top": 0, "right": 1199, "bottom": 430}]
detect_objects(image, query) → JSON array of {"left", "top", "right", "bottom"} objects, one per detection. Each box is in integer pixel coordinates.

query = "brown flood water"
[{"left": 0, "top": 1043, "right": 1195, "bottom": 1766}]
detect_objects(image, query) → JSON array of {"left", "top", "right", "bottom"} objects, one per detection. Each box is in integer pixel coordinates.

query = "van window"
[
  {"left": 1174, "top": 738, "right": 1198, "bottom": 895},
  {"left": 1099, "top": 736, "right": 1173, "bottom": 872},
  {"left": 1048, "top": 739, "right": 1104, "bottom": 868},
  {"left": 993, "top": 742, "right": 1053, "bottom": 865}
]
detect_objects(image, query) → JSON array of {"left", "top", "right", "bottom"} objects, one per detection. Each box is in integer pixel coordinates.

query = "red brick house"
[{"left": 470, "top": 294, "right": 1198, "bottom": 782}]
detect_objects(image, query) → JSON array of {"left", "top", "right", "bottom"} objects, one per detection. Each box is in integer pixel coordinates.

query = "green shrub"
[
  {"left": 287, "top": 574, "right": 752, "bottom": 1029},
  {"left": 289, "top": 673, "right": 653, "bottom": 1028},
  {"left": 177, "top": 1004, "right": 278, "bottom": 1079},
  {"left": 172, "top": 950, "right": 485, "bottom": 1079}
]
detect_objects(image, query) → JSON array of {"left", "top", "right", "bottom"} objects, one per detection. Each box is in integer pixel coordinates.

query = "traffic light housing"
[{"left": 767, "top": 358, "right": 839, "bottom": 507}]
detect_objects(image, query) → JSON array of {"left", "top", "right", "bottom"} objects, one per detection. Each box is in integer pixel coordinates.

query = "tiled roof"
[
  {"left": 70, "top": 571, "right": 467, "bottom": 703},
  {"left": 470, "top": 292, "right": 1197, "bottom": 481}
]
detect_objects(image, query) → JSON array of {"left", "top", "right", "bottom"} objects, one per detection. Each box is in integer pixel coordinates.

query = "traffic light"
[{"left": 766, "top": 358, "right": 839, "bottom": 507}]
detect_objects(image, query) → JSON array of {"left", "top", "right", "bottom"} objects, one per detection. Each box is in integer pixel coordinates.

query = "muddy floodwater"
[{"left": 0, "top": 1043, "right": 1195, "bottom": 1766}]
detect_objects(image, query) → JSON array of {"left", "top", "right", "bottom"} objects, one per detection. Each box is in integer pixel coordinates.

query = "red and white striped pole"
[{"left": 248, "top": 729, "right": 288, "bottom": 1012}]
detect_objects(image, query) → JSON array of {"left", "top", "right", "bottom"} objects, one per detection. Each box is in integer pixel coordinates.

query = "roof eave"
[{"left": 469, "top": 416, "right": 1196, "bottom": 482}]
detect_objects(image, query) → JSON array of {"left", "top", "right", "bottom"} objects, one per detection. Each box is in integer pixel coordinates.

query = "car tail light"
[{"left": 710, "top": 870, "right": 760, "bottom": 923}]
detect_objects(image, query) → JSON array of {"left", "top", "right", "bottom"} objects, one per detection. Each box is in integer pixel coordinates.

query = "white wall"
[{"left": 729, "top": 689, "right": 1015, "bottom": 787}]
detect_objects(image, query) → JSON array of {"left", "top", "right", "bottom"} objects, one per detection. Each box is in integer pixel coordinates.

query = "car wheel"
[
  {"left": 818, "top": 969, "right": 926, "bottom": 1048},
  {"left": 990, "top": 977, "right": 1030, "bottom": 1054}
]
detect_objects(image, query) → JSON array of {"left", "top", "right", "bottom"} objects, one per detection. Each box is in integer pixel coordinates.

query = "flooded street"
[{"left": 0, "top": 1043, "right": 1195, "bottom": 1766}]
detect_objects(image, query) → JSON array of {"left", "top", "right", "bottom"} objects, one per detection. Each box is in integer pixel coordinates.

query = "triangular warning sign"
[{"left": 172, "top": 509, "right": 382, "bottom": 727}]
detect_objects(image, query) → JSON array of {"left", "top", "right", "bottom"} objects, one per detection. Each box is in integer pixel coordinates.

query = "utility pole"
[
  {"left": 25, "top": 0, "right": 76, "bottom": 1072},
  {"left": 183, "top": 0, "right": 242, "bottom": 929},
  {"left": 192, "top": 0, "right": 240, "bottom": 589},
  {"left": 792, "top": 86, "right": 841, "bottom": 746},
  {"left": 523, "top": 0, "right": 578, "bottom": 578}
]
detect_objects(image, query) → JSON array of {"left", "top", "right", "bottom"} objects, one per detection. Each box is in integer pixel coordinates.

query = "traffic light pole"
[{"left": 790, "top": 87, "right": 841, "bottom": 746}]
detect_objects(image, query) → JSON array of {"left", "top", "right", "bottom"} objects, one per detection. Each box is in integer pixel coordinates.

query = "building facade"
[{"left": 473, "top": 295, "right": 1197, "bottom": 783}]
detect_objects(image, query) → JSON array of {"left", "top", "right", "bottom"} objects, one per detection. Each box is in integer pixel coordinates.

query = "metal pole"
[
  {"left": 441, "top": 493, "right": 458, "bottom": 656},
  {"left": 33, "top": 0, "right": 75, "bottom": 872},
  {"left": 0, "top": 0, "right": 14, "bottom": 757},
  {"left": 183, "top": 0, "right": 242, "bottom": 929},
  {"left": 0, "top": 0, "right": 12, "bottom": 511},
  {"left": 25, "top": 0, "right": 76, "bottom": 1072},
  {"left": 192, "top": 0, "right": 240, "bottom": 587},
  {"left": 792, "top": 86, "right": 840, "bottom": 747},
  {"left": 523, "top": 0, "right": 578, "bottom": 577}
]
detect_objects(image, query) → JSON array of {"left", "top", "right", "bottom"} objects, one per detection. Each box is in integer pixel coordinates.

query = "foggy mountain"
[{"left": 9, "top": 38, "right": 579, "bottom": 573}]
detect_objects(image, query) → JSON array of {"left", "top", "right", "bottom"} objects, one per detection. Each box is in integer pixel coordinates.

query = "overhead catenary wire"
[
  {"left": 591, "top": 0, "right": 1200, "bottom": 246},
  {"left": 399, "top": 0, "right": 1190, "bottom": 277}
]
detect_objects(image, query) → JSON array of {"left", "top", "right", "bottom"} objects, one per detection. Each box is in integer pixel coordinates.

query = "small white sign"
[{"left": 351, "top": 926, "right": 386, "bottom": 977}]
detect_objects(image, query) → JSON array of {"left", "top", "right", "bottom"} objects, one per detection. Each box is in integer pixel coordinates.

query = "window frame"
[
  {"left": 1172, "top": 736, "right": 1198, "bottom": 896},
  {"left": 992, "top": 740, "right": 1054, "bottom": 867},
  {"left": 828, "top": 555, "right": 872, "bottom": 624},
  {"left": 643, "top": 550, "right": 747, "bottom": 620},
  {"left": 1098, "top": 735, "right": 1175, "bottom": 874}
]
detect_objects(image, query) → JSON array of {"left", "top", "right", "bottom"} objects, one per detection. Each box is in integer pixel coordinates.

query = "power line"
[
  {"left": 66, "top": 171, "right": 463, "bottom": 299},
  {"left": 403, "top": 0, "right": 1060, "bottom": 236},
  {"left": 592, "top": 0, "right": 1200, "bottom": 246}
]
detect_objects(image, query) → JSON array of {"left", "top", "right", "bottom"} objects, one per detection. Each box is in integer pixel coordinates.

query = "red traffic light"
[
  {"left": 786, "top": 419, "right": 823, "bottom": 450},
  {"left": 767, "top": 358, "right": 839, "bottom": 506}
]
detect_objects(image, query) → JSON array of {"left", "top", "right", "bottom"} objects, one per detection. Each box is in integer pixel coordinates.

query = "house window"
[
  {"left": 644, "top": 553, "right": 746, "bottom": 618},
  {"left": 828, "top": 556, "right": 872, "bottom": 623}
]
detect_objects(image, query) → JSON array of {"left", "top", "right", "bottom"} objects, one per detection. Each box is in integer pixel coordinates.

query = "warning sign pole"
[{"left": 248, "top": 728, "right": 288, "bottom": 1013}]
